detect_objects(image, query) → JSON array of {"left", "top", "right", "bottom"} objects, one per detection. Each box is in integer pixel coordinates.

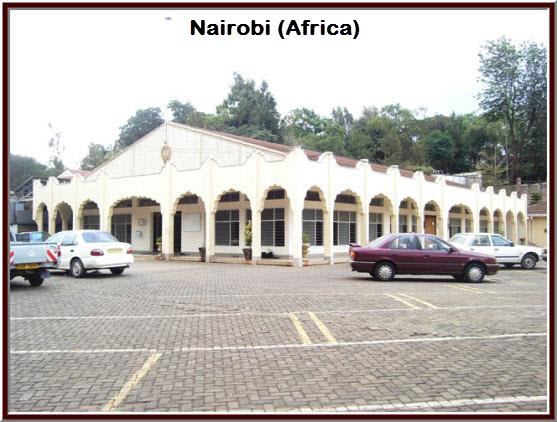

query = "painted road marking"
[
  {"left": 384, "top": 293, "right": 420, "bottom": 309},
  {"left": 308, "top": 312, "right": 337, "bottom": 344},
  {"left": 397, "top": 293, "right": 439, "bottom": 309},
  {"left": 11, "top": 332, "right": 546, "bottom": 355},
  {"left": 288, "top": 313, "right": 312, "bottom": 345},
  {"left": 10, "top": 304, "right": 546, "bottom": 321},
  {"left": 102, "top": 352, "right": 161, "bottom": 411},
  {"left": 457, "top": 285, "right": 496, "bottom": 293},
  {"left": 272, "top": 394, "right": 548, "bottom": 413},
  {"left": 445, "top": 284, "right": 483, "bottom": 293}
]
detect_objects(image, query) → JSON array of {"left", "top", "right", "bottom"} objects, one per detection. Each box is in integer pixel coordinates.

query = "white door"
[
  {"left": 59, "top": 232, "right": 78, "bottom": 270},
  {"left": 490, "top": 234, "right": 521, "bottom": 263},
  {"left": 468, "top": 234, "right": 494, "bottom": 256}
]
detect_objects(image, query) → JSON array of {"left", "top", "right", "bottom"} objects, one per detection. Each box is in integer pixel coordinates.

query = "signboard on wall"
[{"left": 183, "top": 212, "right": 201, "bottom": 232}]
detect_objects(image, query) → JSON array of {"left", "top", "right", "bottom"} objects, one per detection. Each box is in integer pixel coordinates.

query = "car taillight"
[
  {"left": 91, "top": 249, "right": 104, "bottom": 256},
  {"left": 127, "top": 247, "right": 132, "bottom": 254},
  {"left": 350, "top": 251, "right": 357, "bottom": 260}
]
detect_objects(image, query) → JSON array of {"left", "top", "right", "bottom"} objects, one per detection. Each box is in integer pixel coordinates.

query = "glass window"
[
  {"left": 302, "top": 209, "right": 323, "bottom": 246},
  {"left": 419, "top": 236, "right": 450, "bottom": 251},
  {"left": 370, "top": 197, "right": 384, "bottom": 207},
  {"left": 111, "top": 214, "right": 131, "bottom": 243},
  {"left": 83, "top": 215, "right": 100, "bottom": 230},
  {"left": 266, "top": 189, "right": 285, "bottom": 200},
  {"left": 215, "top": 210, "right": 240, "bottom": 246},
  {"left": 412, "top": 215, "right": 417, "bottom": 233},
  {"left": 449, "top": 234, "right": 467, "bottom": 245},
  {"left": 479, "top": 219, "right": 488, "bottom": 233},
  {"left": 61, "top": 233, "right": 76, "bottom": 246},
  {"left": 491, "top": 235, "right": 512, "bottom": 247},
  {"left": 369, "top": 213, "right": 383, "bottom": 241},
  {"left": 82, "top": 232, "right": 119, "bottom": 243},
  {"left": 398, "top": 215, "right": 408, "bottom": 233},
  {"left": 470, "top": 235, "right": 491, "bottom": 247},
  {"left": 219, "top": 192, "right": 240, "bottom": 202},
  {"left": 493, "top": 221, "right": 501, "bottom": 234},
  {"left": 390, "top": 235, "right": 419, "bottom": 250},
  {"left": 449, "top": 218, "right": 461, "bottom": 238},
  {"left": 261, "top": 208, "right": 285, "bottom": 247},
  {"left": 30, "top": 232, "right": 48, "bottom": 242},
  {"left": 367, "top": 235, "right": 390, "bottom": 248},
  {"left": 47, "top": 232, "right": 64, "bottom": 244},
  {"left": 305, "top": 191, "right": 321, "bottom": 201},
  {"left": 465, "top": 219, "right": 472, "bottom": 233},
  {"left": 333, "top": 211, "right": 356, "bottom": 245}
]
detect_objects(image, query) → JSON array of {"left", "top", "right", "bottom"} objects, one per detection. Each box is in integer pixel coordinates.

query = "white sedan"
[{"left": 46, "top": 230, "right": 134, "bottom": 278}]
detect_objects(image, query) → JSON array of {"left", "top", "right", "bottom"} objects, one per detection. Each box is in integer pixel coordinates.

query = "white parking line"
[
  {"left": 397, "top": 293, "right": 439, "bottom": 309},
  {"left": 10, "top": 304, "right": 546, "bottom": 321},
  {"left": 384, "top": 294, "right": 420, "bottom": 309},
  {"left": 10, "top": 332, "right": 546, "bottom": 355},
  {"left": 102, "top": 352, "right": 161, "bottom": 411}
]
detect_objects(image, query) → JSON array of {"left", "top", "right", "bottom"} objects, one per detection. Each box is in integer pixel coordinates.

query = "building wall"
[
  {"left": 528, "top": 217, "right": 547, "bottom": 247},
  {"left": 33, "top": 127, "right": 529, "bottom": 266}
]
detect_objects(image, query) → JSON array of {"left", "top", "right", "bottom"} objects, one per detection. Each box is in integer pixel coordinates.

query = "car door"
[
  {"left": 59, "top": 232, "right": 77, "bottom": 270},
  {"left": 388, "top": 234, "right": 423, "bottom": 273},
  {"left": 468, "top": 234, "right": 494, "bottom": 257},
  {"left": 419, "top": 235, "right": 464, "bottom": 274},
  {"left": 490, "top": 235, "right": 521, "bottom": 263}
]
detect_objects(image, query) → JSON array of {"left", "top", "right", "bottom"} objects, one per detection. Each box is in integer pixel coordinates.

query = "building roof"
[
  {"left": 58, "top": 168, "right": 91, "bottom": 179},
  {"left": 528, "top": 200, "right": 547, "bottom": 216}
]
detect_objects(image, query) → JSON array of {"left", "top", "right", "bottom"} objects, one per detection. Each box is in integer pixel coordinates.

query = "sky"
[{"left": 9, "top": 7, "right": 549, "bottom": 169}]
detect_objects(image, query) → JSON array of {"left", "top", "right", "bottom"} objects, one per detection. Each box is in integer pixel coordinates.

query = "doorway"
[
  {"left": 174, "top": 212, "right": 182, "bottom": 254},
  {"left": 424, "top": 215, "right": 437, "bottom": 235},
  {"left": 152, "top": 212, "right": 162, "bottom": 252}
]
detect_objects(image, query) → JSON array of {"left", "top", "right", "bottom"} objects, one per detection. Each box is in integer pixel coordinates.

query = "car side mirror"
[
  {"left": 449, "top": 247, "right": 458, "bottom": 253},
  {"left": 510, "top": 242, "right": 514, "bottom": 247}
]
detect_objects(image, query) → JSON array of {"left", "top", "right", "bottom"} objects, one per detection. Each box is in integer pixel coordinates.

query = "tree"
[
  {"left": 47, "top": 123, "right": 65, "bottom": 175},
  {"left": 217, "top": 73, "right": 281, "bottom": 142},
  {"left": 9, "top": 154, "right": 49, "bottom": 191},
  {"left": 529, "top": 191, "right": 542, "bottom": 205},
  {"left": 424, "top": 130, "right": 453, "bottom": 173},
  {"left": 477, "top": 37, "right": 547, "bottom": 183},
  {"left": 168, "top": 100, "right": 196, "bottom": 124},
  {"left": 116, "top": 107, "right": 164, "bottom": 150},
  {"left": 80, "top": 143, "right": 110, "bottom": 171}
]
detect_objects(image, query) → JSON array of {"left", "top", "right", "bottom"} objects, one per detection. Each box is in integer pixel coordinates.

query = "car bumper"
[
  {"left": 486, "top": 263, "right": 499, "bottom": 275},
  {"left": 350, "top": 261, "right": 375, "bottom": 272},
  {"left": 82, "top": 255, "right": 134, "bottom": 269}
]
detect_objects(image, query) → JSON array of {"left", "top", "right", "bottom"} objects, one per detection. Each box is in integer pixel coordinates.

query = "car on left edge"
[{"left": 45, "top": 230, "right": 134, "bottom": 278}]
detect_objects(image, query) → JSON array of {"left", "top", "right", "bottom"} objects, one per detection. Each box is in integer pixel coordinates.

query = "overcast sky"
[{"left": 9, "top": 8, "right": 549, "bottom": 168}]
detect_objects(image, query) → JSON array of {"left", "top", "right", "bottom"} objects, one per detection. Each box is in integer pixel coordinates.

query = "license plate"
[
  {"left": 108, "top": 249, "right": 122, "bottom": 254},
  {"left": 15, "top": 263, "right": 40, "bottom": 270}
]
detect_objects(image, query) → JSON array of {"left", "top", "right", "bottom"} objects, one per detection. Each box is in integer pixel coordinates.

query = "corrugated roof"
[{"left": 528, "top": 200, "right": 547, "bottom": 216}]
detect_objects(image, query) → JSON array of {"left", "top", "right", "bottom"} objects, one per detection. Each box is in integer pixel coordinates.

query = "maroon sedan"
[{"left": 350, "top": 234, "right": 499, "bottom": 283}]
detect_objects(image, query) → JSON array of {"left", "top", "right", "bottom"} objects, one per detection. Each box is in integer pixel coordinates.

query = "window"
[
  {"left": 139, "top": 198, "right": 158, "bottom": 207},
  {"left": 83, "top": 215, "right": 100, "bottom": 230},
  {"left": 470, "top": 235, "right": 491, "bottom": 247},
  {"left": 111, "top": 214, "right": 131, "bottom": 243},
  {"left": 424, "top": 203, "right": 436, "bottom": 212},
  {"left": 261, "top": 208, "right": 285, "bottom": 246},
  {"left": 266, "top": 189, "right": 285, "bottom": 200},
  {"left": 449, "top": 218, "right": 461, "bottom": 238},
  {"left": 390, "top": 235, "right": 419, "bottom": 250},
  {"left": 333, "top": 211, "right": 356, "bottom": 245},
  {"left": 419, "top": 236, "right": 450, "bottom": 252},
  {"left": 305, "top": 191, "right": 321, "bottom": 201},
  {"left": 400, "top": 201, "right": 409, "bottom": 209},
  {"left": 398, "top": 215, "right": 408, "bottom": 233},
  {"left": 61, "top": 233, "right": 76, "bottom": 246},
  {"left": 246, "top": 209, "right": 252, "bottom": 221},
  {"left": 370, "top": 197, "right": 384, "bottom": 207},
  {"left": 412, "top": 215, "right": 417, "bottom": 233},
  {"left": 83, "top": 232, "right": 118, "bottom": 243},
  {"left": 491, "top": 235, "right": 512, "bottom": 247},
  {"left": 83, "top": 201, "right": 98, "bottom": 210},
  {"left": 215, "top": 210, "right": 240, "bottom": 246},
  {"left": 494, "top": 221, "right": 501, "bottom": 234},
  {"left": 465, "top": 219, "right": 472, "bottom": 232},
  {"left": 451, "top": 206, "right": 461, "bottom": 214},
  {"left": 47, "top": 232, "right": 64, "bottom": 244},
  {"left": 479, "top": 219, "right": 488, "bottom": 233},
  {"left": 302, "top": 209, "right": 323, "bottom": 246},
  {"left": 114, "top": 199, "right": 132, "bottom": 208},
  {"left": 219, "top": 192, "right": 240, "bottom": 202},
  {"left": 449, "top": 234, "right": 467, "bottom": 245},
  {"left": 369, "top": 213, "right": 383, "bottom": 241},
  {"left": 335, "top": 194, "right": 356, "bottom": 204},
  {"left": 16, "top": 233, "right": 30, "bottom": 242},
  {"left": 178, "top": 195, "right": 198, "bottom": 204}
]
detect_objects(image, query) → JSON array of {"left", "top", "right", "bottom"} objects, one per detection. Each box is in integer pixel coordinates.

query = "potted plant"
[
  {"left": 302, "top": 232, "right": 310, "bottom": 263},
  {"left": 199, "top": 246, "right": 206, "bottom": 262},
  {"left": 155, "top": 236, "right": 162, "bottom": 260},
  {"left": 243, "top": 220, "right": 253, "bottom": 262}
]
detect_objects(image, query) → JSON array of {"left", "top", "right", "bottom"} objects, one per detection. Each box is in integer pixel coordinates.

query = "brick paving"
[{"left": 8, "top": 261, "right": 548, "bottom": 414}]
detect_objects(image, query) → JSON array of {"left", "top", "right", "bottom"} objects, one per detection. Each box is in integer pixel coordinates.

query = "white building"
[{"left": 32, "top": 122, "right": 528, "bottom": 266}]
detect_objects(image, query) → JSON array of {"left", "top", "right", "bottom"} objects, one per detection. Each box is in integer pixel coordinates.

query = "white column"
[
  {"left": 383, "top": 210, "right": 391, "bottom": 234},
  {"left": 324, "top": 209, "right": 334, "bottom": 265},
  {"left": 161, "top": 208, "right": 174, "bottom": 261},
  {"left": 362, "top": 207, "right": 369, "bottom": 245},
  {"left": 251, "top": 208, "right": 261, "bottom": 265},
  {"left": 205, "top": 211, "right": 215, "bottom": 262},
  {"left": 291, "top": 204, "right": 303, "bottom": 267},
  {"left": 393, "top": 210, "right": 399, "bottom": 234},
  {"left": 416, "top": 211, "right": 424, "bottom": 234},
  {"left": 48, "top": 213, "right": 56, "bottom": 235},
  {"left": 36, "top": 209, "right": 44, "bottom": 233}
]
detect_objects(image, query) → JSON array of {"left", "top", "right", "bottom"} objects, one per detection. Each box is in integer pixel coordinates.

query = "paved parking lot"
[{"left": 8, "top": 261, "right": 548, "bottom": 414}]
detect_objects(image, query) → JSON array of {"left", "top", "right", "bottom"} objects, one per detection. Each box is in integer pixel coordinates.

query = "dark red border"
[{"left": 2, "top": 2, "right": 555, "bottom": 420}]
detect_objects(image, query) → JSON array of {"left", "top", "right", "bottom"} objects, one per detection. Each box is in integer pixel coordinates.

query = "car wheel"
[
  {"left": 504, "top": 263, "right": 514, "bottom": 269},
  {"left": 373, "top": 262, "right": 395, "bottom": 281},
  {"left": 28, "top": 273, "right": 43, "bottom": 287},
  {"left": 520, "top": 253, "right": 537, "bottom": 270},
  {"left": 110, "top": 267, "right": 125, "bottom": 275},
  {"left": 464, "top": 263, "right": 485, "bottom": 283},
  {"left": 70, "top": 258, "right": 85, "bottom": 278}
]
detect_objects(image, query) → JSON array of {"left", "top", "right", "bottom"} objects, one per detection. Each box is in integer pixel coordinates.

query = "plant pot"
[
  {"left": 199, "top": 247, "right": 206, "bottom": 262},
  {"left": 242, "top": 248, "right": 252, "bottom": 262},
  {"left": 302, "top": 243, "right": 310, "bottom": 260}
]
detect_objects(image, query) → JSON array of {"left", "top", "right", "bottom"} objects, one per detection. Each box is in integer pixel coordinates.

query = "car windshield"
[
  {"left": 449, "top": 234, "right": 467, "bottom": 245},
  {"left": 82, "top": 231, "right": 119, "bottom": 243},
  {"left": 367, "top": 235, "right": 391, "bottom": 248}
]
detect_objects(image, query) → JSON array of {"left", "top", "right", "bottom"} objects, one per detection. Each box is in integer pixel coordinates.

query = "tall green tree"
[
  {"left": 478, "top": 37, "right": 547, "bottom": 182},
  {"left": 80, "top": 143, "right": 110, "bottom": 171},
  {"left": 168, "top": 100, "right": 196, "bottom": 124},
  {"left": 9, "top": 154, "right": 49, "bottom": 191},
  {"left": 116, "top": 107, "right": 164, "bottom": 150}
]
